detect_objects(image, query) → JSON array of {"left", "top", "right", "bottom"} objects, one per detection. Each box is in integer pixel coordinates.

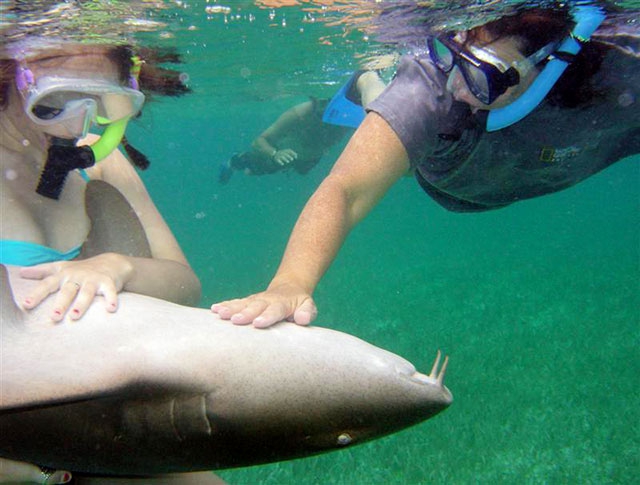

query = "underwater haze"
[{"left": 32, "top": 0, "right": 640, "bottom": 483}]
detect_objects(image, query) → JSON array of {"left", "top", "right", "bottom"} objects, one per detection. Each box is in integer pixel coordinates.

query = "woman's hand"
[
  {"left": 19, "top": 253, "right": 134, "bottom": 322},
  {"left": 272, "top": 149, "right": 298, "bottom": 167},
  {"left": 211, "top": 282, "right": 317, "bottom": 328},
  {"left": 0, "top": 458, "right": 71, "bottom": 484}
]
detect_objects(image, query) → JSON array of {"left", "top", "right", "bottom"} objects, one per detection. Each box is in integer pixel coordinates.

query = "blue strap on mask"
[{"left": 486, "top": 2, "right": 606, "bottom": 132}]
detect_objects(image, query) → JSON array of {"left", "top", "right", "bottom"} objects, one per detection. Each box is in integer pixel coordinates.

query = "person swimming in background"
[
  {"left": 217, "top": 70, "right": 386, "bottom": 184},
  {"left": 211, "top": 3, "right": 639, "bottom": 328}
]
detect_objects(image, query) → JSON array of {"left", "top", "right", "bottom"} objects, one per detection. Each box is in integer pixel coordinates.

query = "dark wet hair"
[
  {"left": 465, "top": 8, "right": 572, "bottom": 54},
  {"left": 110, "top": 45, "right": 191, "bottom": 98},
  {"left": 465, "top": 8, "right": 611, "bottom": 108}
]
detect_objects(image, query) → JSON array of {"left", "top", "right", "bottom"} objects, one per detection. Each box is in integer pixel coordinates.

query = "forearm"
[
  {"left": 123, "top": 256, "right": 202, "bottom": 306},
  {"left": 251, "top": 103, "right": 307, "bottom": 159},
  {"left": 269, "top": 114, "right": 408, "bottom": 295},
  {"left": 251, "top": 136, "right": 277, "bottom": 159},
  {"left": 269, "top": 176, "right": 353, "bottom": 294}
]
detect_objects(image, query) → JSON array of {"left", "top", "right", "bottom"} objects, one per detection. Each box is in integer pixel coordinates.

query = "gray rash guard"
[{"left": 368, "top": 48, "right": 639, "bottom": 212}]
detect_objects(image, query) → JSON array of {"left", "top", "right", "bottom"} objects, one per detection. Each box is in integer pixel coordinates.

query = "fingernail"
[{"left": 42, "top": 469, "right": 72, "bottom": 484}]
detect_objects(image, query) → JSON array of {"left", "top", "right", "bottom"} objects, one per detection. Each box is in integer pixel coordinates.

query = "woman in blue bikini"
[
  {"left": 0, "top": 41, "right": 201, "bottom": 483},
  {"left": 1, "top": 41, "right": 201, "bottom": 319}
]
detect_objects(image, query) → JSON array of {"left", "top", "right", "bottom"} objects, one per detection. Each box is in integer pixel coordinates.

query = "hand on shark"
[
  {"left": 211, "top": 281, "right": 317, "bottom": 328},
  {"left": 0, "top": 458, "right": 71, "bottom": 484},
  {"left": 19, "top": 253, "right": 134, "bottom": 322}
]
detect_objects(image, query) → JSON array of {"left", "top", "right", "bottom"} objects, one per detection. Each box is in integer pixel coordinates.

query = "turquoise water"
[{"left": 124, "top": 2, "right": 639, "bottom": 483}]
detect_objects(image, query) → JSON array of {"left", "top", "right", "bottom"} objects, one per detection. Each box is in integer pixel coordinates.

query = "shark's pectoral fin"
[{"left": 80, "top": 180, "right": 152, "bottom": 260}]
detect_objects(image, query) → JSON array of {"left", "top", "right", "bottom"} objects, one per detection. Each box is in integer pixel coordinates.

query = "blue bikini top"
[
  {"left": 0, "top": 240, "right": 81, "bottom": 266},
  {"left": 1, "top": 169, "right": 89, "bottom": 267}
]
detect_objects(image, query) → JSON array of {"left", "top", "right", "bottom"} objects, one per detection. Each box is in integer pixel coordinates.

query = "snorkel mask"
[
  {"left": 429, "top": 35, "right": 559, "bottom": 105},
  {"left": 16, "top": 55, "right": 145, "bottom": 199},
  {"left": 486, "top": 2, "right": 606, "bottom": 131}
]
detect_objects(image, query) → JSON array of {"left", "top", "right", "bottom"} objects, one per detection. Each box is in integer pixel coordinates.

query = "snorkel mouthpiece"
[
  {"left": 37, "top": 140, "right": 95, "bottom": 200},
  {"left": 36, "top": 117, "right": 130, "bottom": 199},
  {"left": 486, "top": 2, "right": 606, "bottom": 131}
]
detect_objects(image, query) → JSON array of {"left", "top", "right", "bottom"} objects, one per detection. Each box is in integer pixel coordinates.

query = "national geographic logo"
[{"left": 539, "top": 145, "right": 581, "bottom": 163}]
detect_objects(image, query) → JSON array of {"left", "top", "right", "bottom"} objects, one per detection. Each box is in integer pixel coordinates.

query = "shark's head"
[
  {"left": 292, "top": 351, "right": 452, "bottom": 451},
  {"left": 189, "top": 329, "right": 453, "bottom": 469}
]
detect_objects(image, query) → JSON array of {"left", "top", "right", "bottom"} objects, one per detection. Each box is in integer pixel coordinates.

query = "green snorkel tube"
[
  {"left": 36, "top": 117, "right": 130, "bottom": 200},
  {"left": 91, "top": 116, "right": 130, "bottom": 161},
  {"left": 486, "top": 2, "right": 606, "bottom": 132}
]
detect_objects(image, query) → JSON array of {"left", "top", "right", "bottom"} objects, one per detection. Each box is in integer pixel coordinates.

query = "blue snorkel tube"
[{"left": 486, "top": 2, "right": 606, "bottom": 132}]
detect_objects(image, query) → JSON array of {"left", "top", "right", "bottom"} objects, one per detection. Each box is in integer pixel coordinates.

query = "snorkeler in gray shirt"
[
  {"left": 368, "top": 6, "right": 639, "bottom": 211},
  {"left": 212, "top": 4, "right": 639, "bottom": 327}
]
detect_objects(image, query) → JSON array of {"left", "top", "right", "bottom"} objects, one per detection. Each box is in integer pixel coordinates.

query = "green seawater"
[{"left": 121, "top": 2, "right": 638, "bottom": 483}]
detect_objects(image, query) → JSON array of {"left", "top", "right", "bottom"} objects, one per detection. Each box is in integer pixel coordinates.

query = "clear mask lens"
[
  {"left": 38, "top": 99, "right": 98, "bottom": 139},
  {"left": 461, "top": 64, "right": 491, "bottom": 103},
  {"left": 23, "top": 76, "right": 144, "bottom": 130}
]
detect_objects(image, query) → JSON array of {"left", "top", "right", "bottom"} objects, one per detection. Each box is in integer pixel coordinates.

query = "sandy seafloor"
[{"left": 116, "top": 2, "right": 639, "bottom": 483}]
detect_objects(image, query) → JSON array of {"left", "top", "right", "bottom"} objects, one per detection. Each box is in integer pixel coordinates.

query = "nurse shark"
[{"left": 0, "top": 181, "right": 452, "bottom": 478}]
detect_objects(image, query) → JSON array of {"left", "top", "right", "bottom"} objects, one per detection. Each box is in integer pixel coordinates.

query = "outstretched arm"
[
  {"left": 251, "top": 101, "right": 314, "bottom": 166},
  {"left": 212, "top": 112, "right": 410, "bottom": 327}
]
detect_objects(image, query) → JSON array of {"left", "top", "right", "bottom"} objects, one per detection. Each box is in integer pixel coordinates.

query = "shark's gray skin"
[{"left": 0, "top": 182, "right": 452, "bottom": 477}]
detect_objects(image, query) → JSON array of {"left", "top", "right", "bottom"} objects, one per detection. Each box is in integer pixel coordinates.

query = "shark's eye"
[{"left": 336, "top": 433, "right": 352, "bottom": 446}]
